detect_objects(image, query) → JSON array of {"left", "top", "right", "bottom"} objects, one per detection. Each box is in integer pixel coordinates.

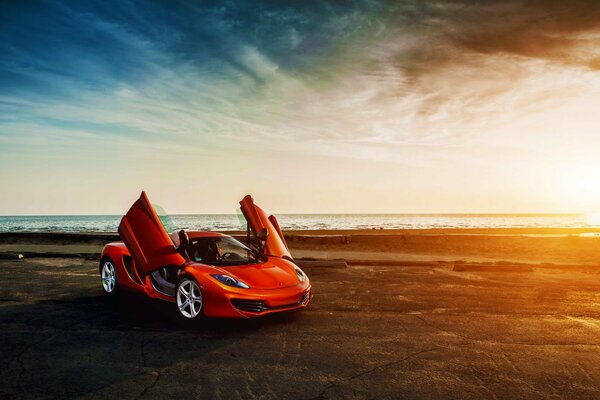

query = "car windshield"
[{"left": 188, "top": 236, "right": 257, "bottom": 266}]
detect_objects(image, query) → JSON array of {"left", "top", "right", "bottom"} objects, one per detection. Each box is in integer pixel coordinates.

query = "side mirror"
[
  {"left": 245, "top": 227, "right": 269, "bottom": 260},
  {"left": 177, "top": 229, "right": 191, "bottom": 260},
  {"left": 249, "top": 228, "right": 268, "bottom": 261},
  {"left": 256, "top": 228, "right": 268, "bottom": 242}
]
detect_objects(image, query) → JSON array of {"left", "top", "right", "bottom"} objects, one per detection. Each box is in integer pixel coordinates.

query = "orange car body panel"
[{"left": 100, "top": 192, "right": 311, "bottom": 318}]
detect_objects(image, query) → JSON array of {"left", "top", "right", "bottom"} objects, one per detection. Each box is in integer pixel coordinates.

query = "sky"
[{"left": 1, "top": 0, "right": 599, "bottom": 215}]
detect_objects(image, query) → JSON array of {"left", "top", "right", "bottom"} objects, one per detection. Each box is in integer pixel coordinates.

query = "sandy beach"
[{"left": 2, "top": 229, "right": 600, "bottom": 399}]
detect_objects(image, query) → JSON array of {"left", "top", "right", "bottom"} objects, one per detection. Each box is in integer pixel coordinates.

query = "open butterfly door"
[
  {"left": 118, "top": 191, "right": 185, "bottom": 278},
  {"left": 239, "top": 194, "right": 292, "bottom": 260}
]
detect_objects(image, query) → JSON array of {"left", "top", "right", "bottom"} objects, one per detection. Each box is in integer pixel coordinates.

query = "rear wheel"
[
  {"left": 101, "top": 259, "right": 118, "bottom": 295},
  {"left": 176, "top": 278, "right": 203, "bottom": 319}
]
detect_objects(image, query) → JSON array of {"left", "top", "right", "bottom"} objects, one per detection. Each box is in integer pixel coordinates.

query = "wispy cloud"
[{"left": 1, "top": 1, "right": 599, "bottom": 213}]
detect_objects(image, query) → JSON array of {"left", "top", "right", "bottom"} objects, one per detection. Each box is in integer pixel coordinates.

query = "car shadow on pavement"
[
  {"left": 1, "top": 292, "right": 305, "bottom": 399},
  {"left": 2, "top": 291, "right": 302, "bottom": 333}
]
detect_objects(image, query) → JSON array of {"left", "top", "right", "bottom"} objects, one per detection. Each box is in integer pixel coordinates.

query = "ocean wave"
[{"left": 0, "top": 214, "right": 593, "bottom": 232}]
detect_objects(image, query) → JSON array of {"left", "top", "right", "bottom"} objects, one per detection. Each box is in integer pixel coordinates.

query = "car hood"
[{"left": 221, "top": 259, "right": 299, "bottom": 290}]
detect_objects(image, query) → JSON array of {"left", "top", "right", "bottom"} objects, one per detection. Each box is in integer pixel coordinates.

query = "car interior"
[
  {"left": 149, "top": 265, "right": 179, "bottom": 297},
  {"left": 149, "top": 230, "right": 189, "bottom": 297},
  {"left": 149, "top": 230, "right": 258, "bottom": 296}
]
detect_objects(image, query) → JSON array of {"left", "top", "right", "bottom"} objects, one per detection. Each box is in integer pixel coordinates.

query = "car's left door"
[{"left": 118, "top": 191, "right": 185, "bottom": 279}]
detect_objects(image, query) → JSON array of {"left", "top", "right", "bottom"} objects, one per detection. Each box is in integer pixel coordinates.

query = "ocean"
[{"left": 0, "top": 214, "right": 595, "bottom": 233}]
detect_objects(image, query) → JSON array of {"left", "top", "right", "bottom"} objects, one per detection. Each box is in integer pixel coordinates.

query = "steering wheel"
[{"left": 221, "top": 252, "right": 233, "bottom": 260}]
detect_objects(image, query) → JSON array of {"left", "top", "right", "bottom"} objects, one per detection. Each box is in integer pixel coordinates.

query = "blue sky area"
[{"left": 1, "top": 1, "right": 599, "bottom": 214}]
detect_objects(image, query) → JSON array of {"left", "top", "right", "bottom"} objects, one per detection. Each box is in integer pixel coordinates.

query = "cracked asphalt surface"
[{"left": 2, "top": 258, "right": 600, "bottom": 399}]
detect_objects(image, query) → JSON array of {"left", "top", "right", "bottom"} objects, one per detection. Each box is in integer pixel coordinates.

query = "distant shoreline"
[
  {"left": 2, "top": 227, "right": 600, "bottom": 267},
  {"left": 2, "top": 227, "right": 600, "bottom": 237},
  {"left": 0, "top": 213, "right": 587, "bottom": 217},
  {"left": 0, "top": 213, "right": 597, "bottom": 233}
]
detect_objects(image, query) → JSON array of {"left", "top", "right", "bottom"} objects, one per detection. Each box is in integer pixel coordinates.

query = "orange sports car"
[{"left": 99, "top": 192, "right": 311, "bottom": 319}]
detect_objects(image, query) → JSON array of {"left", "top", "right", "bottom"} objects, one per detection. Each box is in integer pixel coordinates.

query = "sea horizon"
[{"left": 0, "top": 213, "right": 597, "bottom": 233}]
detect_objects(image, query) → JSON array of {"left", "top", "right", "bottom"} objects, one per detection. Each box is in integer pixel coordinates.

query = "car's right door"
[{"left": 239, "top": 194, "right": 292, "bottom": 260}]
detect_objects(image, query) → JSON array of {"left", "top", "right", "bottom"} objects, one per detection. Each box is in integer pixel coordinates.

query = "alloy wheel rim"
[
  {"left": 177, "top": 279, "right": 202, "bottom": 318},
  {"left": 101, "top": 261, "right": 116, "bottom": 293}
]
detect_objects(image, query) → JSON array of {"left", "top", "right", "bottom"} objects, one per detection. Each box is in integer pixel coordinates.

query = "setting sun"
[
  {"left": 586, "top": 213, "right": 600, "bottom": 226},
  {"left": 557, "top": 162, "right": 600, "bottom": 209}
]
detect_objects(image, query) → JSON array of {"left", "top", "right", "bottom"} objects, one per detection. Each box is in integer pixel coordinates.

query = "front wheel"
[
  {"left": 176, "top": 278, "right": 203, "bottom": 319},
  {"left": 100, "top": 259, "right": 118, "bottom": 295}
]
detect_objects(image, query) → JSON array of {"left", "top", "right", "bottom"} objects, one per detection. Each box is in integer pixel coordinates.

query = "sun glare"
[
  {"left": 557, "top": 162, "right": 600, "bottom": 207},
  {"left": 578, "top": 172, "right": 600, "bottom": 197},
  {"left": 586, "top": 213, "right": 600, "bottom": 226}
]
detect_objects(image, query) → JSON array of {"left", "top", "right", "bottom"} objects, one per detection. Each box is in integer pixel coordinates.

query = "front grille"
[
  {"left": 300, "top": 290, "right": 311, "bottom": 305},
  {"left": 231, "top": 290, "right": 312, "bottom": 313},
  {"left": 231, "top": 299, "right": 268, "bottom": 313}
]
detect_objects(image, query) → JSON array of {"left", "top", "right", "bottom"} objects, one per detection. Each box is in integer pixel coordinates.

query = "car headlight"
[
  {"left": 294, "top": 266, "right": 306, "bottom": 282},
  {"left": 210, "top": 274, "right": 250, "bottom": 289}
]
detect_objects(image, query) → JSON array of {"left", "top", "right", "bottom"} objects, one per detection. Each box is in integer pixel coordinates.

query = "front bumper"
[
  {"left": 202, "top": 282, "right": 312, "bottom": 318},
  {"left": 231, "top": 289, "right": 312, "bottom": 314}
]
